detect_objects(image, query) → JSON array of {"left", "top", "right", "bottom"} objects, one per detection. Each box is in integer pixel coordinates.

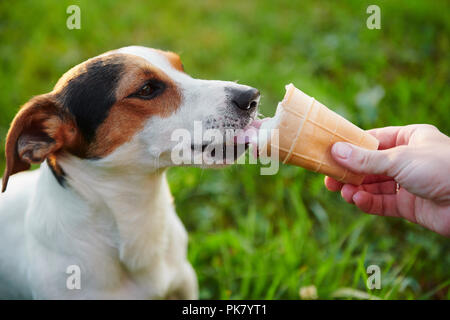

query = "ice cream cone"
[{"left": 261, "top": 84, "right": 379, "bottom": 185}]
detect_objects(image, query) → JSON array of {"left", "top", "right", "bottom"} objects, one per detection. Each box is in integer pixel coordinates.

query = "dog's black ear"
[{"left": 2, "top": 94, "right": 78, "bottom": 192}]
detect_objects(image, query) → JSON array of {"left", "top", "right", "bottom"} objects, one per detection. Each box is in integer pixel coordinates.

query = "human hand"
[{"left": 324, "top": 124, "right": 450, "bottom": 237}]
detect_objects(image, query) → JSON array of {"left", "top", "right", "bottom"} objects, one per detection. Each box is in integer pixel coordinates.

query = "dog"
[{"left": 0, "top": 46, "right": 260, "bottom": 299}]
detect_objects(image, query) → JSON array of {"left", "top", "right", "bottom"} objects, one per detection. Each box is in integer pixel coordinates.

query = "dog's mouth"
[
  {"left": 189, "top": 118, "right": 263, "bottom": 163},
  {"left": 190, "top": 141, "right": 250, "bottom": 161}
]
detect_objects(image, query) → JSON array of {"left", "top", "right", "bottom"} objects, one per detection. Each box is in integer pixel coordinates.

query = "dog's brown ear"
[{"left": 2, "top": 94, "right": 78, "bottom": 192}]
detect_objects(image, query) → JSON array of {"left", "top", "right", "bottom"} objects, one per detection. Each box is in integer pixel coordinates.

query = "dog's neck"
[{"left": 36, "top": 154, "right": 174, "bottom": 272}]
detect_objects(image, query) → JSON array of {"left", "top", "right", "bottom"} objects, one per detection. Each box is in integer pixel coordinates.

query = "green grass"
[{"left": 1, "top": 0, "right": 449, "bottom": 299}]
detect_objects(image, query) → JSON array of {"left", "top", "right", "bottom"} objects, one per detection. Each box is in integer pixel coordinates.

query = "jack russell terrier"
[{"left": 0, "top": 46, "right": 260, "bottom": 299}]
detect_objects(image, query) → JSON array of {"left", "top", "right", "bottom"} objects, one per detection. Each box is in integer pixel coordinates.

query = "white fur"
[{"left": 0, "top": 46, "right": 258, "bottom": 299}]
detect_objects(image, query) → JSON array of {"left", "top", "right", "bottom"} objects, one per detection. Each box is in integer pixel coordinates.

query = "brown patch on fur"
[
  {"left": 154, "top": 49, "right": 184, "bottom": 72},
  {"left": 46, "top": 116, "right": 88, "bottom": 158},
  {"left": 86, "top": 55, "right": 182, "bottom": 158},
  {"left": 47, "top": 154, "right": 64, "bottom": 176},
  {"left": 2, "top": 94, "right": 83, "bottom": 191},
  {"left": 3, "top": 49, "right": 183, "bottom": 183}
]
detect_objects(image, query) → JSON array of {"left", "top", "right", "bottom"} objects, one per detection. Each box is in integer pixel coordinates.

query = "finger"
[
  {"left": 341, "top": 184, "right": 358, "bottom": 203},
  {"left": 366, "top": 126, "right": 405, "bottom": 150},
  {"left": 360, "top": 180, "right": 397, "bottom": 195},
  {"left": 352, "top": 191, "right": 400, "bottom": 217},
  {"left": 331, "top": 142, "right": 407, "bottom": 176},
  {"left": 362, "top": 174, "right": 394, "bottom": 184},
  {"left": 340, "top": 180, "right": 397, "bottom": 205},
  {"left": 367, "top": 124, "right": 432, "bottom": 150},
  {"left": 324, "top": 176, "right": 343, "bottom": 192},
  {"left": 326, "top": 174, "right": 395, "bottom": 193}
]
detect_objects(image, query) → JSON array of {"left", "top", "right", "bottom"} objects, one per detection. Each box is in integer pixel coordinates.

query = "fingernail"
[{"left": 333, "top": 142, "right": 352, "bottom": 159}]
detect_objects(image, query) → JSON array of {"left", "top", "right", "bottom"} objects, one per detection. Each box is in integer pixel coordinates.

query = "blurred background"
[{"left": 0, "top": 0, "right": 448, "bottom": 299}]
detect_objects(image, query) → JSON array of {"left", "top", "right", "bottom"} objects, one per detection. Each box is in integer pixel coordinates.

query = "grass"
[{"left": 0, "top": 0, "right": 449, "bottom": 299}]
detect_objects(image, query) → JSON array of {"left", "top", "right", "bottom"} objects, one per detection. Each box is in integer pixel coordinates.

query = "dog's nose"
[{"left": 230, "top": 88, "right": 260, "bottom": 111}]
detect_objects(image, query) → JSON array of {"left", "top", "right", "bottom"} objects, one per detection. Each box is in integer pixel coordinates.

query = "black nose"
[{"left": 230, "top": 88, "right": 260, "bottom": 111}]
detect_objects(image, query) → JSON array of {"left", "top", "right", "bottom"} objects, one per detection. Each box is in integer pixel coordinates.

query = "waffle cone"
[{"left": 264, "top": 84, "right": 379, "bottom": 185}]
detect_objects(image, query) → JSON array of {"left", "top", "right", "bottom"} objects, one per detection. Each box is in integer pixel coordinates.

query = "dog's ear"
[{"left": 2, "top": 94, "right": 78, "bottom": 192}]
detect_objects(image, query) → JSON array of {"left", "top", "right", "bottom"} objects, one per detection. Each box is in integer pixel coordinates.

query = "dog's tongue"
[
  {"left": 234, "top": 118, "right": 271, "bottom": 158},
  {"left": 248, "top": 119, "right": 266, "bottom": 130}
]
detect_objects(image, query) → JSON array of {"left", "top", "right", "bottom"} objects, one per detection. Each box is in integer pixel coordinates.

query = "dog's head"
[{"left": 2, "top": 46, "right": 260, "bottom": 191}]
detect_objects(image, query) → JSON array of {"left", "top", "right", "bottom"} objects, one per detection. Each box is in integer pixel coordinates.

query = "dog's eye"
[
  {"left": 128, "top": 80, "right": 166, "bottom": 100},
  {"left": 137, "top": 84, "right": 153, "bottom": 96}
]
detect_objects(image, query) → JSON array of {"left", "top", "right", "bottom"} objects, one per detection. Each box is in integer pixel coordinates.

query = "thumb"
[{"left": 331, "top": 142, "right": 402, "bottom": 176}]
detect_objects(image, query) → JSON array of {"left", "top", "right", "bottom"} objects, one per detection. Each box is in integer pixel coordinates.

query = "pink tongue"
[
  {"left": 234, "top": 118, "right": 271, "bottom": 158},
  {"left": 249, "top": 119, "right": 265, "bottom": 129}
]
